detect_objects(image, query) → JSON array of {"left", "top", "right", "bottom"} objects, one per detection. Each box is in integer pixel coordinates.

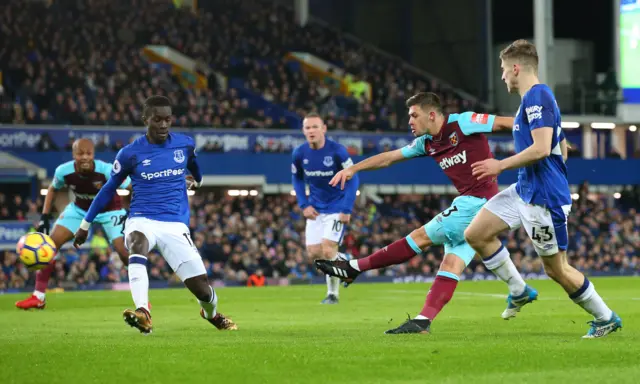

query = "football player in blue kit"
[
  {"left": 466, "top": 39, "right": 621, "bottom": 338},
  {"left": 291, "top": 113, "right": 359, "bottom": 304},
  {"left": 74, "top": 96, "right": 237, "bottom": 334}
]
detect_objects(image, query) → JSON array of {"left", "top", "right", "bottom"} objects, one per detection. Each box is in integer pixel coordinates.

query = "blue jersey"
[
  {"left": 514, "top": 84, "right": 571, "bottom": 208},
  {"left": 83, "top": 133, "right": 202, "bottom": 226},
  {"left": 291, "top": 139, "right": 359, "bottom": 214}
]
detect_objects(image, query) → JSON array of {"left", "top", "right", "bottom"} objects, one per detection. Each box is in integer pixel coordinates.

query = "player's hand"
[
  {"left": 329, "top": 168, "right": 355, "bottom": 190},
  {"left": 471, "top": 158, "right": 503, "bottom": 180},
  {"left": 303, "top": 206, "right": 320, "bottom": 220},
  {"left": 73, "top": 229, "right": 89, "bottom": 249},
  {"left": 339, "top": 213, "right": 351, "bottom": 224},
  {"left": 186, "top": 175, "right": 199, "bottom": 190},
  {"left": 37, "top": 213, "right": 52, "bottom": 235}
]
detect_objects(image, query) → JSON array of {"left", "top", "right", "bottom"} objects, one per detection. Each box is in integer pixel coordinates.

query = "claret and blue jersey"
[
  {"left": 514, "top": 84, "right": 571, "bottom": 208},
  {"left": 400, "top": 111, "right": 499, "bottom": 200},
  {"left": 291, "top": 139, "right": 359, "bottom": 214},
  {"left": 83, "top": 133, "right": 202, "bottom": 226},
  {"left": 52, "top": 159, "right": 131, "bottom": 212}
]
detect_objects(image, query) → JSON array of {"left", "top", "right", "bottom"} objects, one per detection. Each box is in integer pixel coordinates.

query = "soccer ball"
[{"left": 16, "top": 232, "right": 57, "bottom": 271}]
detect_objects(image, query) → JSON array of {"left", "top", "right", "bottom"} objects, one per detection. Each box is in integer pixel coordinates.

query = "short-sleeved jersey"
[
  {"left": 52, "top": 160, "right": 130, "bottom": 212},
  {"left": 514, "top": 84, "right": 571, "bottom": 208},
  {"left": 401, "top": 112, "right": 499, "bottom": 200},
  {"left": 110, "top": 133, "right": 196, "bottom": 226},
  {"left": 291, "top": 139, "right": 358, "bottom": 214}
]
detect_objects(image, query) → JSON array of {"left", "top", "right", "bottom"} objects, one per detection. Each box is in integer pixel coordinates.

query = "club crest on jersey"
[
  {"left": 323, "top": 156, "right": 334, "bottom": 167},
  {"left": 93, "top": 181, "right": 103, "bottom": 189},
  {"left": 449, "top": 132, "right": 459, "bottom": 147},
  {"left": 173, "top": 150, "right": 185, "bottom": 164}
]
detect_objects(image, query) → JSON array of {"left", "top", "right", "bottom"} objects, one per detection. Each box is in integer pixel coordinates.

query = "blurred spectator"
[{"left": 0, "top": 0, "right": 493, "bottom": 132}]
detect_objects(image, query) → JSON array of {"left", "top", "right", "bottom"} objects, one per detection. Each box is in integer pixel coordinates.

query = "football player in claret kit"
[
  {"left": 291, "top": 113, "right": 359, "bottom": 304},
  {"left": 15, "top": 138, "right": 131, "bottom": 310},
  {"left": 74, "top": 96, "right": 237, "bottom": 334},
  {"left": 465, "top": 39, "right": 621, "bottom": 338},
  {"left": 316, "top": 92, "right": 535, "bottom": 334}
]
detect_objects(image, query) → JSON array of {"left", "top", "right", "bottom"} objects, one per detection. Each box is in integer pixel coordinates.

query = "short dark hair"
[
  {"left": 405, "top": 92, "right": 443, "bottom": 113},
  {"left": 142, "top": 95, "right": 171, "bottom": 119},
  {"left": 499, "top": 39, "right": 538, "bottom": 71}
]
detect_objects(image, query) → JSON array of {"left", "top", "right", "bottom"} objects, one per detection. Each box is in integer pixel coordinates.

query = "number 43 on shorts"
[{"left": 532, "top": 226, "right": 553, "bottom": 242}]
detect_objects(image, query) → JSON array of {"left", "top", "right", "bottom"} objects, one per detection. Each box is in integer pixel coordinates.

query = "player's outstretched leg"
[
  {"left": 183, "top": 274, "right": 237, "bottom": 330},
  {"left": 386, "top": 253, "right": 464, "bottom": 334},
  {"left": 16, "top": 225, "right": 73, "bottom": 310},
  {"left": 465, "top": 208, "right": 537, "bottom": 319},
  {"left": 122, "top": 231, "right": 152, "bottom": 334},
  {"left": 315, "top": 232, "right": 424, "bottom": 287},
  {"left": 541, "top": 252, "right": 621, "bottom": 338}
]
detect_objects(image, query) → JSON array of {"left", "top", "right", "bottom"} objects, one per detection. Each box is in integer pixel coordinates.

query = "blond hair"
[{"left": 499, "top": 39, "right": 538, "bottom": 71}]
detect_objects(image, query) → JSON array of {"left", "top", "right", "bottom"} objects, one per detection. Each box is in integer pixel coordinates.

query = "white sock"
[
  {"left": 482, "top": 245, "right": 526, "bottom": 297},
  {"left": 128, "top": 254, "right": 149, "bottom": 312},
  {"left": 349, "top": 259, "right": 361, "bottom": 271},
  {"left": 326, "top": 254, "right": 342, "bottom": 297},
  {"left": 570, "top": 278, "right": 613, "bottom": 322},
  {"left": 199, "top": 286, "right": 218, "bottom": 319},
  {"left": 326, "top": 275, "right": 340, "bottom": 297},
  {"left": 414, "top": 314, "right": 429, "bottom": 320},
  {"left": 34, "top": 290, "right": 46, "bottom": 301}
]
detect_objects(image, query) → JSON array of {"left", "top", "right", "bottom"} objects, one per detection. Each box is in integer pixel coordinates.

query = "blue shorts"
[
  {"left": 55, "top": 204, "right": 127, "bottom": 243},
  {"left": 424, "top": 195, "right": 487, "bottom": 266}
]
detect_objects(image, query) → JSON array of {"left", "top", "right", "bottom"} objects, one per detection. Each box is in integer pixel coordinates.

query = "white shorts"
[
  {"left": 305, "top": 213, "right": 346, "bottom": 246},
  {"left": 124, "top": 217, "right": 206, "bottom": 281},
  {"left": 484, "top": 184, "right": 571, "bottom": 257}
]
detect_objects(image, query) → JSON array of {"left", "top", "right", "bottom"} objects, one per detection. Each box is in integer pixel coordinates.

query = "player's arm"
[
  {"left": 500, "top": 93, "right": 560, "bottom": 171},
  {"left": 75, "top": 150, "right": 132, "bottom": 247},
  {"left": 186, "top": 144, "right": 203, "bottom": 189},
  {"left": 291, "top": 149, "right": 310, "bottom": 210},
  {"left": 492, "top": 116, "right": 515, "bottom": 132},
  {"left": 38, "top": 165, "right": 67, "bottom": 234},
  {"left": 557, "top": 128, "right": 568, "bottom": 162},
  {"left": 560, "top": 138, "right": 568, "bottom": 162},
  {"left": 352, "top": 149, "right": 407, "bottom": 171},
  {"left": 458, "top": 111, "right": 514, "bottom": 135},
  {"left": 498, "top": 127, "right": 553, "bottom": 171},
  {"left": 336, "top": 147, "right": 360, "bottom": 216},
  {"left": 472, "top": 96, "right": 556, "bottom": 179},
  {"left": 330, "top": 137, "right": 425, "bottom": 190}
]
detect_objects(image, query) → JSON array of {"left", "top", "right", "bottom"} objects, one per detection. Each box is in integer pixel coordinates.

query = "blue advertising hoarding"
[
  {"left": 12, "top": 152, "right": 640, "bottom": 186},
  {"left": 0, "top": 125, "right": 533, "bottom": 155}
]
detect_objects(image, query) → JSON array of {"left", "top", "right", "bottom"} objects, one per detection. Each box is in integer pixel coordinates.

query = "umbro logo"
[{"left": 142, "top": 159, "right": 151, "bottom": 166}]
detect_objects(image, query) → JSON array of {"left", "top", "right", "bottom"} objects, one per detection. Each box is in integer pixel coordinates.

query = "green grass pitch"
[{"left": 0, "top": 277, "right": 638, "bottom": 384}]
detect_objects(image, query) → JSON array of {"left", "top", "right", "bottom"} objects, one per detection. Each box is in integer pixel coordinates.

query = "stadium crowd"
[
  {"left": 0, "top": 0, "right": 489, "bottom": 131},
  {"left": 1, "top": 188, "right": 639, "bottom": 291}
]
